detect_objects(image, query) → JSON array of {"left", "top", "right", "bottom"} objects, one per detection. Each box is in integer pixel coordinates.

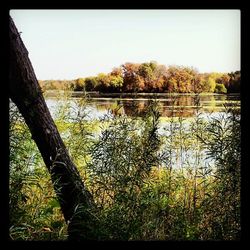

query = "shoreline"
[{"left": 44, "top": 90, "right": 240, "bottom": 98}]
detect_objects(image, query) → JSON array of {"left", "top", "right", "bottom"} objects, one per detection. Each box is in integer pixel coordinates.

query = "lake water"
[
  {"left": 9, "top": 92, "right": 241, "bottom": 171},
  {"left": 45, "top": 93, "right": 240, "bottom": 121},
  {"left": 45, "top": 92, "right": 240, "bottom": 170}
]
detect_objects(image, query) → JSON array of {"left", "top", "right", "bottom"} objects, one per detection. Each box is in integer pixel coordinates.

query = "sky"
[{"left": 10, "top": 10, "right": 240, "bottom": 80}]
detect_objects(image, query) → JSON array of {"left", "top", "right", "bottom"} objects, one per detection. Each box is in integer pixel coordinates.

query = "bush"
[{"left": 215, "top": 83, "right": 227, "bottom": 94}]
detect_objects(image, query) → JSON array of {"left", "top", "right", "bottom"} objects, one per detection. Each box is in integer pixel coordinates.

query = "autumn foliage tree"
[{"left": 39, "top": 62, "right": 240, "bottom": 94}]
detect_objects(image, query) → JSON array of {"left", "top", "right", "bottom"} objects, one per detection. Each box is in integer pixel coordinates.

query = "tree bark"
[{"left": 9, "top": 16, "right": 97, "bottom": 240}]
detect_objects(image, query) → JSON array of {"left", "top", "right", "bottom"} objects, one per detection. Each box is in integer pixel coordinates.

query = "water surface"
[{"left": 45, "top": 93, "right": 240, "bottom": 121}]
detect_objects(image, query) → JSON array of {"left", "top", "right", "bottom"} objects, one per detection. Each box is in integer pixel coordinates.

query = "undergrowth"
[{"left": 9, "top": 93, "right": 241, "bottom": 240}]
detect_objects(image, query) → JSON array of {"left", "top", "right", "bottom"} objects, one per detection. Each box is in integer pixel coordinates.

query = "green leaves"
[
  {"left": 215, "top": 83, "right": 227, "bottom": 94},
  {"left": 9, "top": 92, "right": 240, "bottom": 240}
]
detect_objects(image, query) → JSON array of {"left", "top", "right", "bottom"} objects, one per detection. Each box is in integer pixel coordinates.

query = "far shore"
[{"left": 43, "top": 90, "right": 240, "bottom": 98}]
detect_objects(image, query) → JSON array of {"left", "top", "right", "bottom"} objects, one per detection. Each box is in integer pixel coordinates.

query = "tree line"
[{"left": 39, "top": 61, "right": 240, "bottom": 94}]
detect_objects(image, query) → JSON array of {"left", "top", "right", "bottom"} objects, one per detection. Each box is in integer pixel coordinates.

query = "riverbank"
[{"left": 44, "top": 90, "right": 240, "bottom": 99}]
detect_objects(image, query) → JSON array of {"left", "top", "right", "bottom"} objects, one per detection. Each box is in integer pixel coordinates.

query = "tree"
[
  {"left": 196, "top": 73, "right": 217, "bottom": 93},
  {"left": 9, "top": 16, "right": 97, "bottom": 240},
  {"left": 153, "top": 64, "right": 168, "bottom": 92},
  {"left": 206, "top": 77, "right": 216, "bottom": 93},
  {"left": 165, "top": 66, "right": 197, "bottom": 93},
  {"left": 138, "top": 62, "right": 156, "bottom": 92},
  {"left": 216, "top": 74, "right": 230, "bottom": 87},
  {"left": 74, "top": 78, "right": 85, "bottom": 91},
  {"left": 121, "top": 63, "right": 141, "bottom": 92},
  {"left": 227, "top": 71, "right": 240, "bottom": 93},
  {"left": 109, "top": 74, "right": 123, "bottom": 92},
  {"left": 95, "top": 73, "right": 109, "bottom": 92},
  {"left": 84, "top": 76, "right": 99, "bottom": 91},
  {"left": 215, "top": 83, "right": 227, "bottom": 94}
]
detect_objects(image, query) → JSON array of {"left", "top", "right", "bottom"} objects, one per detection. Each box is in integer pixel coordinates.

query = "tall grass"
[
  {"left": 9, "top": 93, "right": 240, "bottom": 240},
  {"left": 9, "top": 102, "right": 68, "bottom": 240}
]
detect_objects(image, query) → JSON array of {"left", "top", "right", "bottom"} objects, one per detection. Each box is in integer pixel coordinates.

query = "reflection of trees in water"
[
  {"left": 199, "top": 95, "right": 227, "bottom": 104},
  {"left": 172, "top": 96, "right": 194, "bottom": 107},
  {"left": 122, "top": 100, "right": 148, "bottom": 117},
  {"left": 160, "top": 108, "right": 196, "bottom": 118},
  {"left": 91, "top": 95, "right": 237, "bottom": 118},
  {"left": 94, "top": 101, "right": 116, "bottom": 111},
  {"left": 122, "top": 98, "right": 196, "bottom": 118},
  {"left": 199, "top": 95, "right": 227, "bottom": 112},
  {"left": 214, "top": 95, "right": 226, "bottom": 101},
  {"left": 95, "top": 100, "right": 125, "bottom": 116},
  {"left": 122, "top": 96, "right": 198, "bottom": 117}
]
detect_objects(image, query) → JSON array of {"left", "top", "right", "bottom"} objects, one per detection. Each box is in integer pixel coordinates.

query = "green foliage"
[
  {"left": 9, "top": 93, "right": 240, "bottom": 240},
  {"left": 215, "top": 83, "right": 227, "bottom": 94},
  {"left": 74, "top": 78, "right": 85, "bottom": 91},
  {"left": 9, "top": 102, "right": 68, "bottom": 240},
  {"left": 227, "top": 71, "right": 241, "bottom": 93},
  {"left": 110, "top": 75, "right": 123, "bottom": 89},
  {"left": 207, "top": 77, "right": 216, "bottom": 92},
  {"left": 95, "top": 73, "right": 124, "bottom": 92},
  {"left": 85, "top": 101, "right": 161, "bottom": 239},
  {"left": 84, "top": 77, "right": 99, "bottom": 91},
  {"left": 197, "top": 106, "right": 240, "bottom": 239},
  {"left": 216, "top": 73, "right": 230, "bottom": 86}
]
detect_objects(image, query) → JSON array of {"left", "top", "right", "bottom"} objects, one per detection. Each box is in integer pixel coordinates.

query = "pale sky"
[{"left": 10, "top": 10, "right": 240, "bottom": 80}]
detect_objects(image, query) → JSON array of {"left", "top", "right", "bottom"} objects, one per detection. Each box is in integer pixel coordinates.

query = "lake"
[
  {"left": 44, "top": 92, "right": 240, "bottom": 170},
  {"left": 45, "top": 92, "right": 240, "bottom": 121}
]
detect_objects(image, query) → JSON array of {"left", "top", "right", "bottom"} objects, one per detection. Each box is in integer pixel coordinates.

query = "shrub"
[{"left": 215, "top": 83, "right": 227, "bottom": 94}]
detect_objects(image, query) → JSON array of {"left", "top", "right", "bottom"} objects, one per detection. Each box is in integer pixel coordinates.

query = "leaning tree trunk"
[{"left": 9, "top": 16, "right": 97, "bottom": 240}]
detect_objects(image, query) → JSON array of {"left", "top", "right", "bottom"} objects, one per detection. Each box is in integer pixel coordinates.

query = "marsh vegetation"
[{"left": 9, "top": 92, "right": 240, "bottom": 240}]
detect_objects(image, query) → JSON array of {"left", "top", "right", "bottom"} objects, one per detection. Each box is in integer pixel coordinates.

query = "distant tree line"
[{"left": 39, "top": 61, "right": 240, "bottom": 94}]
